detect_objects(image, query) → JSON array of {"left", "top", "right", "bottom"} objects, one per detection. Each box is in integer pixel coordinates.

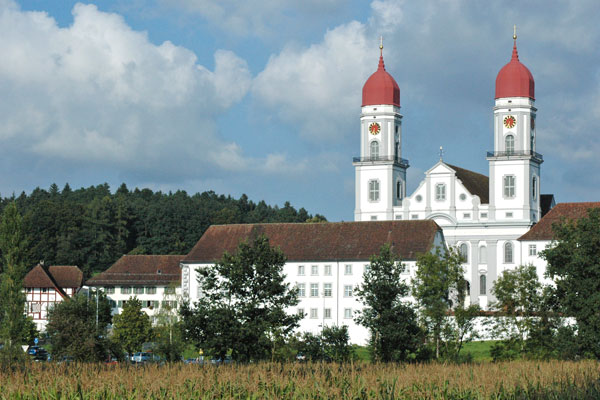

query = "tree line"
[{"left": 0, "top": 183, "right": 326, "bottom": 278}]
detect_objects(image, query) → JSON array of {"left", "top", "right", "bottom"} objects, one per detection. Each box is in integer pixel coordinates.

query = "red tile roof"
[
  {"left": 447, "top": 164, "right": 489, "bottom": 204},
  {"left": 48, "top": 266, "right": 83, "bottom": 288},
  {"left": 183, "top": 220, "right": 442, "bottom": 263},
  {"left": 24, "top": 264, "right": 83, "bottom": 298},
  {"left": 518, "top": 202, "right": 600, "bottom": 241},
  {"left": 24, "top": 264, "right": 56, "bottom": 289},
  {"left": 86, "top": 255, "right": 184, "bottom": 286}
]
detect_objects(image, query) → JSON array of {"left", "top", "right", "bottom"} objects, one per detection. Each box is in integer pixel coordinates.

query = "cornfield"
[{"left": 1, "top": 360, "right": 599, "bottom": 399}]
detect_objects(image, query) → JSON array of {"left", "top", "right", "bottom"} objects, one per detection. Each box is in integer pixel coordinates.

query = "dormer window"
[
  {"left": 435, "top": 184, "right": 446, "bottom": 201},
  {"left": 157, "top": 269, "right": 162, "bottom": 274}
]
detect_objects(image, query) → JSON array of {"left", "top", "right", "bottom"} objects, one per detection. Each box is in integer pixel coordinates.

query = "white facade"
[{"left": 26, "top": 287, "right": 76, "bottom": 332}]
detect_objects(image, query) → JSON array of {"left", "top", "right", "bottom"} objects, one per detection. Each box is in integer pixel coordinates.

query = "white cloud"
[
  {"left": 0, "top": 2, "right": 256, "bottom": 177},
  {"left": 252, "top": 21, "right": 374, "bottom": 142}
]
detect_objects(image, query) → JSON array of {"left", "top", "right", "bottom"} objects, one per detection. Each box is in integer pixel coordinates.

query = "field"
[{"left": 1, "top": 360, "right": 599, "bottom": 399}]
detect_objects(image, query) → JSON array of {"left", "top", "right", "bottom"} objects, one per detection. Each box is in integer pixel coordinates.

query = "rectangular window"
[
  {"left": 117, "top": 300, "right": 123, "bottom": 308},
  {"left": 529, "top": 244, "right": 537, "bottom": 256},
  {"left": 105, "top": 286, "right": 115, "bottom": 294},
  {"left": 145, "top": 287, "right": 157, "bottom": 295},
  {"left": 323, "top": 283, "right": 332, "bottom": 297},
  {"left": 121, "top": 287, "right": 131, "bottom": 295},
  {"left": 480, "top": 212, "right": 488, "bottom": 219},
  {"left": 395, "top": 215, "right": 402, "bottom": 220},
  {"left": 411, "top": 214, "right": 419, "bottom": 220},
  {"left": 369, "top": 180, "right": 380, "bottom": 202},
  {"left": 364, "top": 264, "right": 370, "bottom": 274},
  {"left": 344, "top": 264, "right": 352, "bottom": 275},
  {"left": 164, "top": 287, "right": 176, "bottom": 295},
  {"left": 297, "top": 283, "right": 306, "bottom": 297},
  {"left": 311, "top": 265, "right": 318, "bottom": 276},
  {"left": 324, "top": 308, "right": 332, "bottom": 319},
  {"left": 503, "top": 175, "right": 515, "bottom": 198},
  {"left": 435, "top": 184, "right": 446, "bottom": 201},
  {"left": 310, "top": 283, "right": 319, "bottom": 297},
  {"left": 506, "top": 212, "right": 513, "bottom": 218},
  {"left": 134, "top": 287, "right": 145, "bottom": 295},
  {"left": 344, "top": 308, "right": 352, "bottom": 319},
  {"left": 463, "top": 213, "right": 471, "bottom": 219},
  {"left": 310, "top": 308, "right": 318, "bottom": 319},
  {"left": 324, "top": 265, "right": 332, "bottom": 276},
  {"left": 297, "top": 308, "right": 304, "bottom": 317},
  {"left": 344, "top": 285, "right": 353, "bottom": 297},
  {"left": 370, "top": 215, "right": 378, "bottom": 221},
  {"left": 297, "top": 265, "right": 305, "bottom": 276}
]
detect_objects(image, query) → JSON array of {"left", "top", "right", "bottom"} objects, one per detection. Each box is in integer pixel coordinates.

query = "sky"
[{"left": 1, "top": 0, "right": 599, "bottom": 221}]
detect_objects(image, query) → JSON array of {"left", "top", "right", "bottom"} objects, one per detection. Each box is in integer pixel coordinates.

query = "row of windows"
[
  {"left": 420, "top": 175, "right": 538, "bottom": 202},
  {"left": 110, "top": 299, "right": 177, "bottom": 309},
  {"left": 298, "top": 307, "right": 353, "bottom": 319},
  {"left": 104, "top": 286, "right": 175, "bottom": 295},
  {"left": 296, "top": 283, "right": 353, "bottom": 297},
  {"left": 297, "top": 264, "right": 357, "bottom": 276},
  {"left": 458, "top": 242, "right": 525, "bottom": 264}
]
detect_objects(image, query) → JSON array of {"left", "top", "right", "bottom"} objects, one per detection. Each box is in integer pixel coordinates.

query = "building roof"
[
  {"left": 183, "top": 220, "right": 442, "bottom": 263},
  {"left": 518, "top": 202, "right": 600, "bottom": 241},
  {"left": 24, "top": 264, "right": 83, "bottom": 298},
  {"left": 447, "top": 164, "right": 490, "bottom": 204},
  {"left": 362, "top": 50, "right": 400, "bottom": 107},
  {"left": 85, "top": 255, "right": 184, "bottom": 286},
  {"left": 495, "top": 38, "right": 535, "bottom": 100}
]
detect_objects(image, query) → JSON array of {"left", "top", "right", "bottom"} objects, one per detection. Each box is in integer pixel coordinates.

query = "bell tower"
[
  {"left": 487, "top": 28, "right": 542, "bottom": 223},
  {"left": 354, "top": 39, "right": 408, "bottom": 221}
]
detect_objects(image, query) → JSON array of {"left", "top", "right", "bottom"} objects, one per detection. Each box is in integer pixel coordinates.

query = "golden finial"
[
  {"left": 513, "top": 25, "right": 517, "bottom": 40},
  {"left": 379, "top": 36, "right": 383, "bottom": 50}
]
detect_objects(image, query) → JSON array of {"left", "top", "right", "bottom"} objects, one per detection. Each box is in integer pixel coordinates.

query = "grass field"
[{"left": 1, "top": 359, "right": 599, "bottom": 399}]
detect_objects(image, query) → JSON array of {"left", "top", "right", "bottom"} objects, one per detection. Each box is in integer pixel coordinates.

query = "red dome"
[
  {"left": 495, "top": 40, "right": 535, "bottom": 99},
  {"left": 362, "top": 53, "right": 400, "bottom": 107}
]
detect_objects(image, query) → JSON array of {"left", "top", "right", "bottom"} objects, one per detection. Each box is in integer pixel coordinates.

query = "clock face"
[
  {"left": 504, "top": 115, "right": 516, "bottom": 129},
  {"left": 369, "top": 122, "right": 381, "bottom": 135}
]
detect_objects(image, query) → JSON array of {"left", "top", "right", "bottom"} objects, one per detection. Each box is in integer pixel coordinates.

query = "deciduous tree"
[{"left": 111, "top": 297, "right": 153, "bottom": 356}]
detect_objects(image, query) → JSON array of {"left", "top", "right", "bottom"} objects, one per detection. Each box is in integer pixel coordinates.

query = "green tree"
[
  {"left": 46, "top": 292, "right": 112, "bottom": 362},
  {"left": 354, "top": 244, "right": 423, "bottom": 362},
  {"left": 181, "top": 235, "right": 300, "bottom": 362},
  {"left": 111, "top": 297, "right": 153, "bottom": 356},
  {"left": 542, "top": 207, "right": 600, "bottom": 358},
  {"left": 413, "top": 247, "right": 478, "bottom": 360},
  {"left": 154, "top": 297, "right": 184, "bottom": 362},
  {"left": 0, "top": 203, "right": 30, "bottom": 366}
]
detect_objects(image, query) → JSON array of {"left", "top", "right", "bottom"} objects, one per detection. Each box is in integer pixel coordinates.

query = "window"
[
  {"left": 532, "top": 177, "right": 537, "bottom": 199},
  {"left": 344, "top": 264, "right": 352, "bottom": 275},
  {"left": 297, "top": 283, "right": 306, "bottom": 297},
  {"left": 480, "top": 275, "right": 487, "bottom": 295},
  {"left": 26, "top": 287, "right": 32, "bottom": 293},
  {"left": 504, "top": 242, "right": 513, "bottom": 263},
  {"left": 324, "top": 308, "right": 332, "bottom": 319},
  {"left": 311, "top": 265, "right": 318, "bottom": 276},
  {"left": 42, "top": 288, "right": 48, "bottom": 293},
  {"left": 505, "top": 134, "right": 515, "bottom": 154},
  {"left": 344, "top": 285, "right": 353, "bottom": 297},
  {"left": 395, "top": 215, "right": 402, "bottom": 220},
  {"left": 324, "top": 265, "right": 332, "bottom": 276},
  {"left": 121, "top": 287, "right": 131, "bottom": 295},
  {"left": 506, "top": 212, "right": 513, "bottom": 218},
  {"left": 134, "top": 287, "right": 145, "bottom": 295},
  {"left": 370, "top": 216, "right": 378, "bottom": 221},
  {"left": 310, "top": 308, "right": 318, "bottom": 319},
  {"left": 480, "top": 212, "right": 488, "bottom": 219},
  {"left": 161, "top": 300, "right": 178, "bottom": 309},
  {"left": 323, "top": 283, "right": 332, "bottom": 297},
  {"left": 364, "top": 264, "right": 370, "bottom": 274},
  {"left": 463, "top": 213, "right": 471, "bottom": 219},
  {"left": 297, "top": 308, "right": 304, "bottom": 317},
  {"left": 435, "top": 184, "right": 446, "bottom": 201},
  {"left": 411, "top": 214, "right": 419, "bottom": 219},
  {"left": 164, "top": 287, "right": 176, "bottom": 295},
  {"left": 459, "top": 193, "right": 467, "bottom": 201},
  {"left": 310, "top": 283, "right": 319, "bottom": 297},
  {"left": 479, "top": 246, "right": 487, "bottom": 264},
  {"left": 344, "top": 308, "right": 352, "bottom": 319},
  {"left": 298, "top": 265, "right": 305, "bottom": 276},
  {"left": 396, "top": 181, "right": 401, "bottom": 199},
  {"left": 145, "top": 287, "right": 156, "bottom": 295},
  {"left": 370, "top": 140, "right": 379, "bottom": 158},
  {"left": 105, "top": 286, "right": 115, "bottom": 294},
  {"left": 109, "top": 300, "right": 117, "bottom": 308},
  {"left": 503, "top": 175, "right": 515, "bottom": 198},
  {"left": 459, "top": 243, "right": 469, "bottom": 263},
  {"left": 529, "top": 244, "right": 537, "bottom": 256},
  {"left": 143, "top": 300, "right": 158, "bottom": 309},
  {"left": 369, "top": 180, "right": 380, "bottom": 202}
]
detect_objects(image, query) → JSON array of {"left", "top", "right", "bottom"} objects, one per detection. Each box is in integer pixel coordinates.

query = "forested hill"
[{"left": 0, "top": 183, "right": 326, "bottom": 278}]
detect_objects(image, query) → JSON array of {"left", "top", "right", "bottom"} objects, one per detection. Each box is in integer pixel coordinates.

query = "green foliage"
[
  {"left": 298, "top": 325, "right": 354, "bottom": 362},
  {"left": 0, "top": 203, "right": 30, "bottom": 367},
  {"left": 542, "top": 207, "right": 600, "bottom": 358},
  {"left": 354, "top": 243, "right": 423, "bottom": 362},
  {"left": 413, "top": 246, "right": 478, "bottom": 361},
  {"left": 0, "top": 184, "right": 325, "bottom": 278},
  {"left": 181, "top": 235, "right": 300, "bottom": 362},
  {"left": 153, "top": 299, "right": 185, "bottom": 362},
  {"left": 111, "top": 297, "right": 153, "bottom": 356},
  {"left": 46, "top": 292, "right": 113, "bottom": 362}
]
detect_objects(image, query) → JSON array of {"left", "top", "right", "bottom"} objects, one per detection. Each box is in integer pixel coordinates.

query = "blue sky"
[{"left": 1, "top": 0, "right": 600, "bottom": 221}]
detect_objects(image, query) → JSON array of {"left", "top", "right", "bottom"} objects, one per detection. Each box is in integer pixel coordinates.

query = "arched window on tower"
[
  {"left": 396, "top": 181, "right": 401, "bottom": 199},
  {"left": 370, "top": 141, "right": 379, "bottom": 159},
  {"left": 395, "top": 141, "right": 399, "bottom": 158},
  {"left": 532, "top": 176, "right": 537, "bottom": 200},
  {"left": 505, "top": 134, "right": 515, "bottom": 155},
  {"left": 504, "top": 242, "right": 513, "bottom": 263},
  {"left": 459, "top": 243, "right": 469, "bottom": 263},
  {"left": 479, "top": 275, "right": 486, "bottom": 295}
]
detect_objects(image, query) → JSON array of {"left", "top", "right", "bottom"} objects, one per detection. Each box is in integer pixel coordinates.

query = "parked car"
[
  {"left": 27, "top": 346, "right": 49, "bottom": 362},
  {"left": 131, "top": 352, "right": 162, "bottom": 364},
  {"left": 210, "top": 356, "right": 232, "bottom": 365}
]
